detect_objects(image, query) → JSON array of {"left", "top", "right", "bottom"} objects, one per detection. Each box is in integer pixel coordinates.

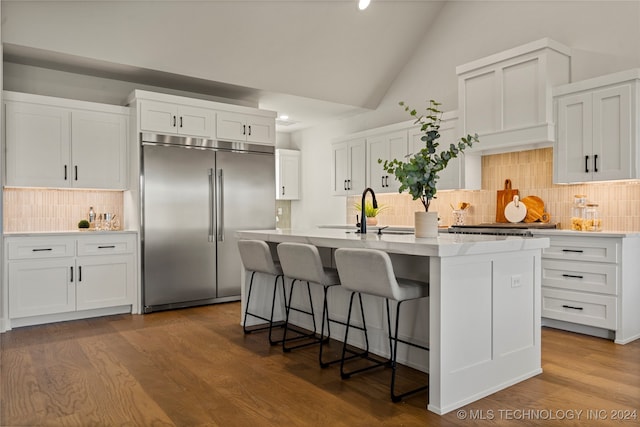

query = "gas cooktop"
[{"left": 450, "top": 222, "right": 558, "bottom": 229}]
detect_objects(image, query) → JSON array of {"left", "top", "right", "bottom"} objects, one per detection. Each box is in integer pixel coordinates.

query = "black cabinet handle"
[
  {"left": 248, "top": 125, "right": 252, "bottom": 136},
  {"left": 344, "top": 180, "right": 347, "bottom": 191},
  {"left": 381, "top": 176, "right": 385, "bottom": 187},
  {"left": 562, "top": 273, "right": 584, "bottom": 279},
  {"left": 98, "top": 245, "right": 116, "bottom": 249},
  {"left": 70, "top": 266, "right": 74, "bottom": 283},
  {"left": 173, "top": 115, "right": 176, "bottom": 127},
  {"left": 74, "top": 165, "right": 78, "bottom": 181},
  {"left": 562, "top": 249, "right": 584, "bottom": 253},
  {"left": 585, "top": 155, "right": 589, "bottom": 173},
  {"left": 562, "top": 304, "right": 584, "bottom": 311},
  {"left": 243, "top": 124, "right": 246, "bottom": 135},
  {"left": 594, "top": 154, "right": 598, "bottom": 172},
  {"left": 281, "top": 186, "right": 285, "bottom": 196},
  {"left": 180, "top": 116, "right": 183, "bottom": 128},
  {"left": 347, "top": 179, "right": 351, "bottom": 190},
  {"left": 64, "top": 165, "right": 68, "bottom": 180},
  {"left": 32, "top": 248, "right": 52, "bottom": 252},
  {"left": 385, "top": 176, "right": 389, "bottom": 187},
  {"left": 79, "top": 266, "right": 82, "bottom": 282}
]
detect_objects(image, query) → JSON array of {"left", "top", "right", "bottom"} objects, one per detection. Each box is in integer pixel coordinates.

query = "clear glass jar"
[
  {"left": 571, "top": 194, "right": 587, "bottom": 231},
  {"left": 452, "top": 209, "right": 467, "bottom": 226},
  {"left": 584, "top": 204, "right": 602, "bottom": 231}
]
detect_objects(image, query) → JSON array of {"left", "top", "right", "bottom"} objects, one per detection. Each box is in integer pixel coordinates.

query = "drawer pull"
[
  {"left": 562, "top": 273, "right": 584, "bottom": 279},
  {"left": 98, "top": 245, "right": 116, "bottom": 249},
  {"left": 561, "top": 249, "right": 584, "bottom": 253},
  {"left": 32, "top": 248, "right": 53, "bottom": 252},
  {"left": 562, "top": 304, "right": 584, "bottom": 311},
  {"left": 70, "top": 266, "right": 74, "bottom": 283}
]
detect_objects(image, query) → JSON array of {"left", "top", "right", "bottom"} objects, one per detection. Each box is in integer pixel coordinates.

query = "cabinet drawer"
[
  {"left": 542, "top": 288, "right": 617, "bottom": 330},
  {"left": 77, "top": 234, "right": 136, "bottom": 256},
  {"left": 542, "top": 260, "right": 618, "bottom": 295},
  {"left": 541, "top": 236, "right": 619, "bottom": 263},
  {"left": 6, "top": 237, "right": 75, "bottom": 260}
]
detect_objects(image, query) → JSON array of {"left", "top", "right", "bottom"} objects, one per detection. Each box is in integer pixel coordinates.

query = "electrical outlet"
[
  {"left": 511, "top": 274, "right": 522, "bottom": 288},
  {"left": 277, "top": 207, "right": 283, "bottom": 215}
]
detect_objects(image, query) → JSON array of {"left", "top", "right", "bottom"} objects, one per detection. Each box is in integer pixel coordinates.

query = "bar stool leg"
[
  {"left": 340, "top": 292, "right": 383, "bottom": 379},
  {"left": 389, "top": 300, "right": 430, "bottom": 402},
  {"left": 243, "top": 271, "right": 286, "bottom": 343},
  {"left": 282, "top": 279, "right": 321, "bottom": 352}
]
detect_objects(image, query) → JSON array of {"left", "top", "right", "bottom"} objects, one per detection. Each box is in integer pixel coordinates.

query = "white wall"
[{"left": 290, "top": 0, "right": 640, "bottom": 229}]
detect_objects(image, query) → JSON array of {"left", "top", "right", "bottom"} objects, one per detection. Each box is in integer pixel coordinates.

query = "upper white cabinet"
[
  {"left": 4, "top": 92, "right": 129, "bottom": 189},
  {"left": 331, "top": 138, "right": 365, "bottom": 196},
  {"left": 217, "top": 112, "right": 275, "bottom": 145},
  {"left": 366, "top": 130, "right": 408, "bottom": 193},
  {"left": 553, "top": 69, "right": 639, "bottom": 183},
  {"left": 276, "top": 149, "right": 300, "bottom": 200},
  {"left": 140, "top": 100, "right": 214, "bottom": 138},
  {"left": 129, "top": 90, "right": 276, "bottom": 146},
  {"left": 408, "top": 111, "right": 481, "bottom": 191},
  {"left": 457, "top": 38, "right": 571, "bottom": 153}
]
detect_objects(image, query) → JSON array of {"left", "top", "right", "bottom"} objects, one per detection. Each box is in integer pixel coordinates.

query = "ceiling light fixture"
[{"left": 358, "top": 0, "right": 370, "bottom": 10}]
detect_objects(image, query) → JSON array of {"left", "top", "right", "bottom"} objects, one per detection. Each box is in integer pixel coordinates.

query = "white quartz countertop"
[{"left": 237, "top": 228, "right": 549, "bottom": 257}]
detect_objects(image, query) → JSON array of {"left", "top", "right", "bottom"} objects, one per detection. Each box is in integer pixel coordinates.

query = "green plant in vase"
[
  {"left": 353, "top": 201, "right": 389, "bottom": 226},
  {"left": 380, "top": 100, "right": 479, "bottom": 236}
]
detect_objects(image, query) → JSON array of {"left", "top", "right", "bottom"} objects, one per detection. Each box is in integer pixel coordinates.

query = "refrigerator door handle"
[
  {"left": 208, "top": 168, "right": 215, "bottom": 242},
  {"left": 217, "top": 169, "right": 225, "bottom": 242}
]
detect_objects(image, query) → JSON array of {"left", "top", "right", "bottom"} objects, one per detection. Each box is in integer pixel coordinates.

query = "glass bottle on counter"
[
  {"left": 89, "top": 206, "right": 96, "bottom": 229},
  {"left": 584, "top": 204, "right": 602, "bottom": 231},
  {"left": 571, "top": 195, "right": 587, "bottom": 231}
]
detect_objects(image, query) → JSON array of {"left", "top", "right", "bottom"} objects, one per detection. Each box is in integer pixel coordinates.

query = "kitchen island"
[{"left": 236, "top": 228, "right": 549, "bottom": 415}]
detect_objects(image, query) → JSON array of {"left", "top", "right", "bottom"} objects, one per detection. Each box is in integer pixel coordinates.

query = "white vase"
[{"left": 414, "top": 211, "right": 438, "bottom": 238}]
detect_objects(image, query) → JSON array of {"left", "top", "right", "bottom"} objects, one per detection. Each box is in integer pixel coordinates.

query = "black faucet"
[{"left": 358, "top": 187, "right": 378, "bottom": 234}]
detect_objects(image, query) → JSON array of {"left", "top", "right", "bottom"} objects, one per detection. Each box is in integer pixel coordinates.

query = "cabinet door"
[
  {"left": 386, "top": 131, "right": 408, "bottom": 192},
  {"left": 140, "top": 100, "right": 179, "bottom": 134},
  {"left": 347, "top": 139, "right": 366, "bottom": 195},
  {"left": 76, "top": 255, "right": 135, "bottom": 310},
  {"left": 592, "top": 85, "right": 632, "bottom": 181},
  {"left": 366, "top": 135, "right": 387, "bottom": 193},
  {"left": 177, "top": 105, "right": 214, "bottom": 138},
  {"left": 555, "top": 93, "right": 593, "bottom": 183},
  {"left": 216, "top": 112, "right": 247, "bottom": 141},
  {"left": 246, "top": 115, "right": 275, "bottom": 145},
  {"left": 331, "top": 141, "right": 349, "bottom": 196},
  {"left": 8, "top": 259, "right": 75, "bottom": 318},
  {"left": 276, "top": 150, "right": 300, "bottom": 200},
  {"left": 5, "top": 102, "right": 71, "bottom": 187},
  {"left": 71, "top": 111, "right": 128, "bottom": 189}
]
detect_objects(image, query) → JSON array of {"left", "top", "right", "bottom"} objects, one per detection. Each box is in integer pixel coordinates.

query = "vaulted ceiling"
[{"left": 1, "top": 0, "right": 446, "bottom": 131}]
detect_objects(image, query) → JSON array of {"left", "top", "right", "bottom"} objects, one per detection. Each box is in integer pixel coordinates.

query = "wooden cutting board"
[
  {"left": 521, "top": 195, "right": 545, "bottom": 223},
  {"left": 496, "top": 179, "right": 519, "bottom": 223}
]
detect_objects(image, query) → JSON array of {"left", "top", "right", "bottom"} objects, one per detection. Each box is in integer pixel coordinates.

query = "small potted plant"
[
  {"left": 380, "top": 100, "right": 479, "bottom": 237},
  {"left": 78, "top": 219, "right": 90, "bottom": 231},
  {"left": 353, "top": 201, "right": 389, "bottom": 226}
]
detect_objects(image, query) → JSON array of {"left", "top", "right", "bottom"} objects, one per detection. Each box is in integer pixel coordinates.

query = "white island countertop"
[{"left": 237, "top": 228, "right": 550, "bottom": 257}]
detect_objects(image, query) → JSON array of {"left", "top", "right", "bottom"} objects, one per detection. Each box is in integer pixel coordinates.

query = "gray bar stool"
[
  {"left": 334, "top": 247, "right": 429, "bottom": 402},
  {"left": 238, "top": 239, "right": 285, "bottom": 345},
  {"left": 277, "top": 242, "right": 362, "bottom": 368}
]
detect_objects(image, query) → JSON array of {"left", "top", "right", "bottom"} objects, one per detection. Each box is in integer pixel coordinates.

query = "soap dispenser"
[{"left": 89, "top": 206, "right": 96, "bottom": 227}]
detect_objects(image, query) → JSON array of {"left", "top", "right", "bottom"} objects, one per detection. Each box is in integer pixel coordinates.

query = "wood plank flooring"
[{"left": 1, "top": 302, "right": 639, "bottom": 426}]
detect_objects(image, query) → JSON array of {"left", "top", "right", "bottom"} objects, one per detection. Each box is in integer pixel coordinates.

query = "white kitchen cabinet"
[
  {"left": 217, "top": 112, "right": 275, "bottom": 145},
  {"left": 331, "top": 138, "right": 365, "bottom": 196},
  {"left": 4, "top": 91, "right": 129, "bottom": 190},
  {"left": 4, "top": 233, "right": 137, "bottom": 327},
  {"left": 5, "top": 102, "right": 71, "bottom": 188},
  {"left": 554, "top": 69, "right": 639, "bottom": 183},
  {"left": 537, "top": 232, "right": 640, "bottom": 344},
  {"left": 276, "top": 149, "right": 300, "bottom": 200},
  {"left": 366, "top": 130, "right": 407, "bottom": 193},
  {"left": 408, "top": 111, "right": 481, "bottom": 191},
  {"left": 140, "top": 99, "right": 214, "bottom": 138},
  {"left": 457, "top": 38, "right": 571, "bottom": 153}
]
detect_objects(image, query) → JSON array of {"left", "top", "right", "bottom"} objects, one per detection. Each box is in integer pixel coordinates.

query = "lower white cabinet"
[
  {"left": 537, "top": 232, "right": 640, "bottom": 344},
  {"left": 5, "top": 233, "right": 137, "bottom": 325}
]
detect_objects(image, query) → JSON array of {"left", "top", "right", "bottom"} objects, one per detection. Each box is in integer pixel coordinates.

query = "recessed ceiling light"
[
  {"left": 358, "top": 0, "right": 370, "bottom": 10},
  {"left": 279, "top": 114, "right": 289, "bottom": 120}
]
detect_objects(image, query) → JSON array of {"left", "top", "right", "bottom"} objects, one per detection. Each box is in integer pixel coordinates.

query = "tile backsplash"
[
  {"left": 347, "top": 148, "right": 640, "bottom": 232},
  {"left": 3, "top": 188, "right": 124, "bottom": 232}
]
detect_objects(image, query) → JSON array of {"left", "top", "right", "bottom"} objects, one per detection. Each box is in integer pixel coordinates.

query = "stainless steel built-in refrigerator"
[{"left": 141, "top": 133, "right": 275, "bottom": 313}]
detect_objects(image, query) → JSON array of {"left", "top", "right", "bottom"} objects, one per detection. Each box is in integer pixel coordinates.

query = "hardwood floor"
[{"left": 1, "top": 302, "right": 639, "bottom": 426}]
